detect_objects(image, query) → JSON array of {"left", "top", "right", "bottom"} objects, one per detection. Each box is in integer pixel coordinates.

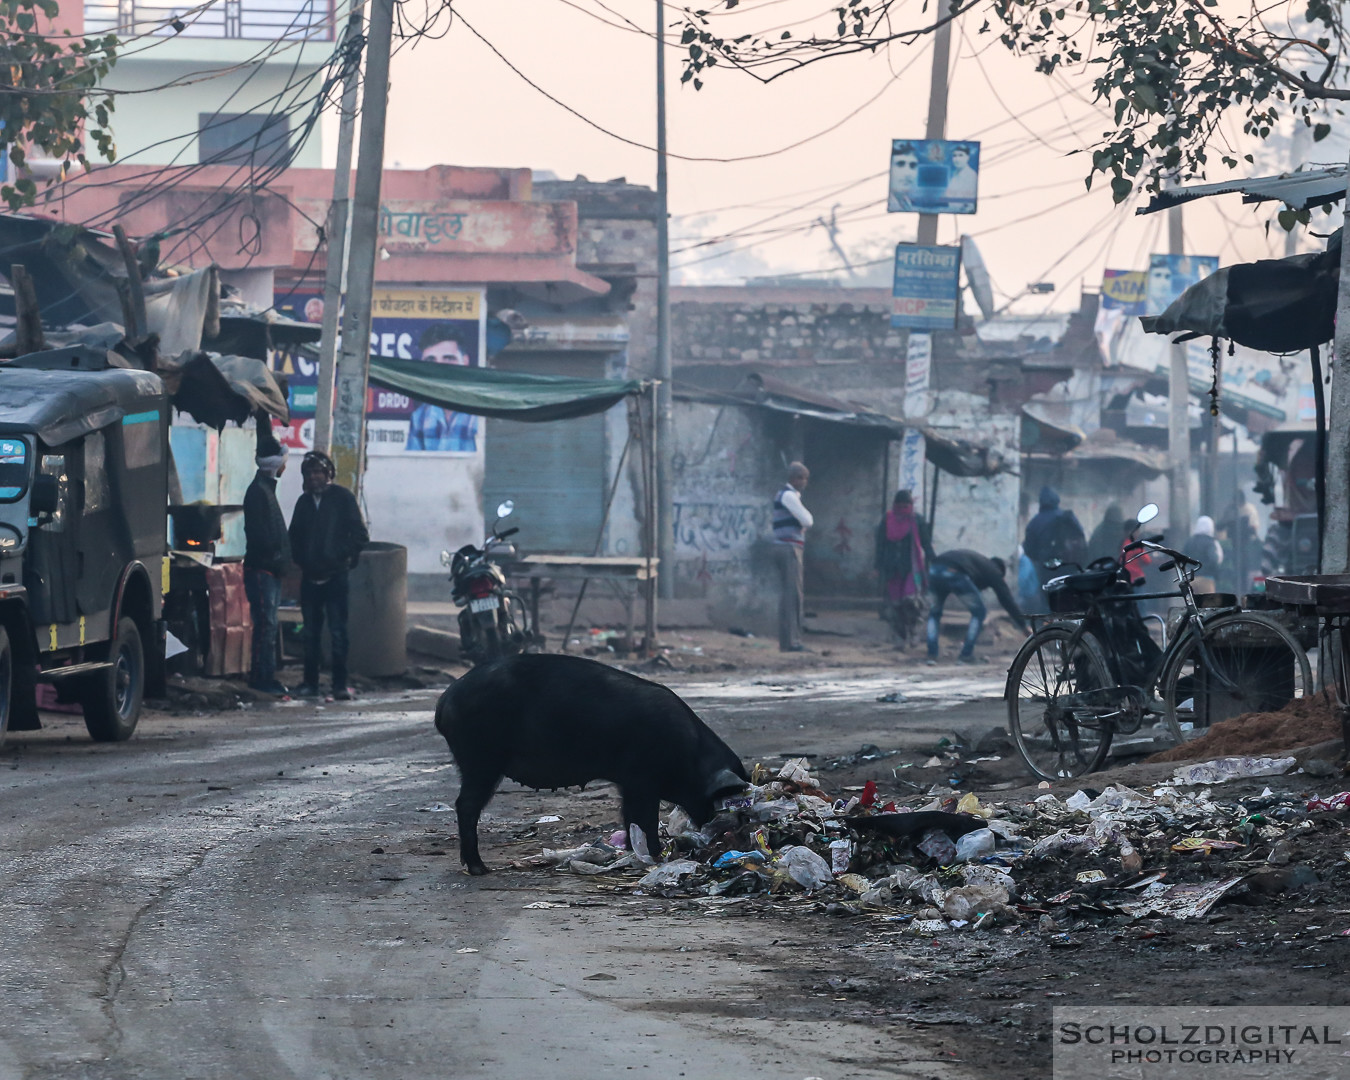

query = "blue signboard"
[
  {"left": 891, "top": 244, "right": 962, "bottom": 331},
  {"left": 888, "top": 139, "right": 980, "bottom": 215}
]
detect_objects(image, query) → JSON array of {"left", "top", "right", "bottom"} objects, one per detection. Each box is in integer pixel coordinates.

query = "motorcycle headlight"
[{"left": 440, "top": 549, "right": 452, "bottom": 567}]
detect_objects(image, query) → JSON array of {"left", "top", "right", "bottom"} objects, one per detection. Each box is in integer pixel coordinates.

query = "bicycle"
[{"left": 1005, "top": 503, "right": 1312, "bottom": 781}]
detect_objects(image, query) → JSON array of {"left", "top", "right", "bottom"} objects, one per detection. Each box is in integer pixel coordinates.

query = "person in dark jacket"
[
  {"left": 288, "top": 450, "right": 369, "bottom": 700},
  {"left": 926, "top": 549, "right": 1029, "bottom": 664},
  {"left": 1087, "top": 503, "right": 1125, "bottom": 563},
  {"left": 1023, "top": 486, "right": 1087, "bottom": 585},
  {"left": 244, "top": 428, "right": 292, "bottom": 695}
]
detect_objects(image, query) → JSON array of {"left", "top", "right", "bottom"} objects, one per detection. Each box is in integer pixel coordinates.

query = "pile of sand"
[{"left": 1147, "top": 691, "right": 1345, "bottom": 763}]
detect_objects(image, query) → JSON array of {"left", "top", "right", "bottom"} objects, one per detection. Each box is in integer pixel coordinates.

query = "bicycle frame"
[{"left": 1045, "top": 540, "right": 1244, "bottom": 710}]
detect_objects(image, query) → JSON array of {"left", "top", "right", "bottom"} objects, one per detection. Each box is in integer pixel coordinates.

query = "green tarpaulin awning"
[{"left": 367, "top": 357, "right": 643, "bottom": 422}]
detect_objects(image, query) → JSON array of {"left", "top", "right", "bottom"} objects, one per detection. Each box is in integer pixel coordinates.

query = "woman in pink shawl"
[{"left": 875, "top": 489, "right": 933, "bottom": 647}]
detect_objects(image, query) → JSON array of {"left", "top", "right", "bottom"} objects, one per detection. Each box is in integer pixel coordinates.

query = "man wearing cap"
[
  {"left": 243, "top": 425, "right": 292, "bottom": 695},
  {"left": 288, "top": 450, "right": 369, "bottom": 700},
  {"left": 771, "top": 462, "right": 813, "bottom": 652}
]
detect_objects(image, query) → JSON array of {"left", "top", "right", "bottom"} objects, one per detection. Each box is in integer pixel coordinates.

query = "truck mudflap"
[{"left": 0, "top": 593, "right": 40, "bottom": 731}]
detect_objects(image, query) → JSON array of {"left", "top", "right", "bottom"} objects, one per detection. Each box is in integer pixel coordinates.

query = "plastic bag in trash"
[
  {"left": 961, "top": 863, "right": 1015, "bottom": 894},
  {"left": 638, "top": 859, "right": 702, "bottom": 888},
  {"left": 1030, "top": 829, "right": 1101, "bottom": 859},
  {"left": 713, "top": 850, "right": 767, "bottom": 868},
  {"left": 942, "top": 883, "right": 1010, "bottom": 923},
  {"left": 1307, "top": 792, "right": 1350, "bottom": 812},
  {"left": 1065, "top": 791, "right": 1092, "bottom": 811},
  {"left": 778, "top": 757, "right": 820, "bottom": 787},
  {"left": 629, "top": 823, "right": 656, "bottom": 865},
  {"left": 917, "top": 828, "right": 957, "bottom": 864},
  {"left": 955, "top": 828, "right": 996, "bottom": 863},
  {"left": 776, "top": 845, "right": 833, "bottom": 891},
  {"left": 1170, "top": 756, "right": 1296, "bottom": 786}
]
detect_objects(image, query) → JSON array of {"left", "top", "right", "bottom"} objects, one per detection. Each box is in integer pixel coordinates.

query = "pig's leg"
[
  {"left": 455, "top": 770, "right": 501, "bottom": 875},
  {"left": 620, "top": 788, "right": 661, "bottom": 862}
]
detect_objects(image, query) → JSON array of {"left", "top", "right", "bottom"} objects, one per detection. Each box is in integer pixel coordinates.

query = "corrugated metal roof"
[{"left": 1139, "top": 168, "right": 1349, "bottom": 215}]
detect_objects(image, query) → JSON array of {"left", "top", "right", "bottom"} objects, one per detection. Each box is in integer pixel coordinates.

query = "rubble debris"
[
  {"left": 499, "top": 743, "right": 1347, "bottom": 940},
  {"left": 1148, "top": 691, "right": 1342, "bottom": 763}
]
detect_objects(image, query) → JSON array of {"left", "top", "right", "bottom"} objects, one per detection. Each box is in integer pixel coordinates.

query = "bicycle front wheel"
[
  {"left": 1162, "top": 612, "right": 1312, "bottom": 742},
  {"left": 1007, "top": 624, "right": 1115, "bottom": 781}
]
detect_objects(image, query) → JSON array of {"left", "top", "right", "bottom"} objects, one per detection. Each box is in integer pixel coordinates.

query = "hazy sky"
[{"left": 364, "top": 0, "right": 1334, "bottom": 310}]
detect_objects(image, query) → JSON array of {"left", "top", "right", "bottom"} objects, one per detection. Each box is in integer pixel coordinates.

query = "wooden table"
[{"left": 504, "top": 555, "right": 658, "bottom": 652}]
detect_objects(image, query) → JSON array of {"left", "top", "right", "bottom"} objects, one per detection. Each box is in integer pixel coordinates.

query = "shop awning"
[
  {"left": 367, "top": 356, "right": 643, "bottom": 422},
  {"left": 673, "top": 371, "right": 1010, "bottom": 478}
]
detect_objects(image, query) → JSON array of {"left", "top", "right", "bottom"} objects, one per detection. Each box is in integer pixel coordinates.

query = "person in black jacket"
[
  {"left": 926, "top": 549, "right": 1029, "bottom": 664},
  {"left": 244, "top": 427, "right": 291, "bottom": 695},
  {"left": 288, "top": 450, "right": 369, "bottom": 700}
]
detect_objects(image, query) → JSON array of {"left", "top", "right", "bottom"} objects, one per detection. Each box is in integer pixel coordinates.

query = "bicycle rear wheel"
[
  {"left": 1161, "top": 612, "right": 1312, "bottom": 742},
  {"left": 1006, "top": 625, "right": 1115, "bottom": 781}
]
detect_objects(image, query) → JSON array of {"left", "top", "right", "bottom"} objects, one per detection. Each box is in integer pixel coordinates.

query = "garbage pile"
[{"left": 513, "top": 754, "right": 1350, "bottom": 935}]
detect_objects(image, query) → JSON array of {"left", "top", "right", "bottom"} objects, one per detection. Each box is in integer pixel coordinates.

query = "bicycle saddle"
[{"left": 1044, "top": 566, "right": 1118, "bottom": 594}]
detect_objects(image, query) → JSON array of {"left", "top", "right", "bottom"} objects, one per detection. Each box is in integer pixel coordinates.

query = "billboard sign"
[
  {"left": 891, "top": 244, "right": 962, "bottom": 331},
  {"left": 887, "top": 139, "right": 980, "bottom": 215},
  {"left": 1093, "top": 269, "right": 1147, "bottom": 366},
  {"left": 1145, "top": 253, "right": 1219, "bottom": 315},
  {"left": 271, "top": 286, "right": 486, "bottom": 456}
]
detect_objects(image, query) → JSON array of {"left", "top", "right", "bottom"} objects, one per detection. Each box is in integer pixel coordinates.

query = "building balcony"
[{"left": 85, "top": 0, "right": 336, "bottom": 42}]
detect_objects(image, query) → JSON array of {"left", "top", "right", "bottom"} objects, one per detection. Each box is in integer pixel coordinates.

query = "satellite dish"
[{"left": 960, "top": 235, "right": 996, "bottom": 321}]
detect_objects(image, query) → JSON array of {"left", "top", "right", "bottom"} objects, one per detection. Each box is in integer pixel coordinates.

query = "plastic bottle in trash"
[
  {"left": 955, "top": 828, "right": 996, "bottom": 863},
  {"left": 829, "top": 839, "right": 851, "bottom": 875},
  {"left": 1120, "top": 841, "right": 1142, "bottom": 874}
]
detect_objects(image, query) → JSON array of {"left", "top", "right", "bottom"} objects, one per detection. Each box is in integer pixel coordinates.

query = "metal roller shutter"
[{"left": 483, "top": 352, "right": 607, "bottom": 554}]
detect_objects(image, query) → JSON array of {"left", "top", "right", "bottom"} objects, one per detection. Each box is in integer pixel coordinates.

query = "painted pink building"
[{"left": 48, "top": 164, "right": 609, "bottom": 306}]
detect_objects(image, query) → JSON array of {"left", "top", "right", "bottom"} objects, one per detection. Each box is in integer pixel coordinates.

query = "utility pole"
[
  {"left": 1323, "top": 155, "right": 1350, "bottom": 574},
  {"left": 314, "top": 2, "right": 364, "bottom": 456},
  {"left": 1167, "top": 202, "right": 1192, "bottom": 538},
  {"left": 655, "top": 0, "right": 674, "bottom": 600},
  {"left": 915, "top": 6, "right": 953, "bottom": 247},
  {"left": 330, "top": 0, "right": 393, "bottom": 498}
]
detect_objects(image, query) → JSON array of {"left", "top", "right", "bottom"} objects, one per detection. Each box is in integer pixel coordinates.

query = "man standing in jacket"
[
  {"left": 288, "top": 450, "right": 369, "bottom": 700},
  {"left": 927, "top": 548, "right": 1029, "bottom": 664},
  {"left": 771, "top": 462, "right": 813, "bottom": 652},
  {"left": 244, "top": 426, "right": 291, "bottom": 695}
]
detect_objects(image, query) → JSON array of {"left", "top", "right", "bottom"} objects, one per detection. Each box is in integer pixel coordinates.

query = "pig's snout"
[{"left": 706, "top": 768, "right": 746, "bottom": 800}]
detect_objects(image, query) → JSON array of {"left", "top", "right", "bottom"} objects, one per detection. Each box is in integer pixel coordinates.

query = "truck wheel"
[
  {"left": 83, "top": 617, "right": 145, "bottom": 742},
  {"left": 0, "top": 626, "right": 12, "bottom": 748}
]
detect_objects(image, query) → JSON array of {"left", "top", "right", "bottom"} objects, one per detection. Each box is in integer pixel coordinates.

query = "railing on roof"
[{"left": 84, "top": 0, "right": 336, "bottom": 42}]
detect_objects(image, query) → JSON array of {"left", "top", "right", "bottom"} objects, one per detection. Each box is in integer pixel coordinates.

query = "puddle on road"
[{"left": 677, "top": 672, "right": 1003, "bottom": 708}]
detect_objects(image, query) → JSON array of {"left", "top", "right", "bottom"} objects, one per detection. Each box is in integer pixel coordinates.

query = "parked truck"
[{"left": 0, "top": 346, "right": 168, "bottom": 744}]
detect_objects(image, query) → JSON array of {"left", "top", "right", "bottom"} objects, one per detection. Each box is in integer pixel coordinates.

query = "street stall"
[
  {"left": 364, "top": 356, "right": 658, "bottom": 653},
  {"left": 0, "top": 214, "right": 298, "bottom": 681}
]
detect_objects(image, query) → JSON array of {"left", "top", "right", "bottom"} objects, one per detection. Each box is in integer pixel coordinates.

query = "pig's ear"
[{"left": 705, "top": 768, "right": 747, "bottom": 800}]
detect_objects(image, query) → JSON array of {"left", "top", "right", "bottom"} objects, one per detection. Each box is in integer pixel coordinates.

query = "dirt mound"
[{"left": 1147, "top": 691, "right": 1344, "bottom": 763}]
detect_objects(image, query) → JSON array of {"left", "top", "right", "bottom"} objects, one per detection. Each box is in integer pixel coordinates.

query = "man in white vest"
[{"left": 770, "top": 462, "right": 813, "bottom": 652}]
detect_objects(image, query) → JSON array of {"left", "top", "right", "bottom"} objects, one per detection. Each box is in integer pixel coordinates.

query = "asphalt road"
[{"left": 0, "top": 669, "right": 1007, "bottom": 1080}]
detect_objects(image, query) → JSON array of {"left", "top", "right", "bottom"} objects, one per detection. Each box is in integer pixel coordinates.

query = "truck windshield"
[{"left": 0, "top": 439, "right": 29, "bottom": 502}]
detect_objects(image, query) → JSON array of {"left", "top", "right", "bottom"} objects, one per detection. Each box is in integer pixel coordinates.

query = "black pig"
[{"left": 434, "top": 653, "right": 748, "bottom": 874}]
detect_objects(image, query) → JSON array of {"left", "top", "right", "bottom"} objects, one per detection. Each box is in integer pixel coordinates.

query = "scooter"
[{"left": 441, "top": 500, "right": 538, "bottom": 664}]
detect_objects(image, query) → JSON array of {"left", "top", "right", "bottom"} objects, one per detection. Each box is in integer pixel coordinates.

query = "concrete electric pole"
[
  {"left": 1323, "top": 158, "right": 1350, "bottom": 573},
  {"left": 330, "top": 0, "right": 393, "bottom": 498},
  {"left": 915, "top": 7, "right": 954, "bottom": 247},
  {"left": 655, "top": 0, "right": 674, "bottom": 600},
  {"left": 1167, "top": 202, "right": 1192, "bottom": 537},
  {"left": 314, "top": 2, "right": 364, "bottom": 456}
]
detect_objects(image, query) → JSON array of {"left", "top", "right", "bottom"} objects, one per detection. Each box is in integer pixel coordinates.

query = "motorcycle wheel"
[{"left": 477, "top": 610, "right": 502, "bottom": 661}]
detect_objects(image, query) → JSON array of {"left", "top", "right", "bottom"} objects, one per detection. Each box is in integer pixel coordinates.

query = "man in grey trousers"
[{"left": 770, "top": 462, "right": 813, "bottom": 652}]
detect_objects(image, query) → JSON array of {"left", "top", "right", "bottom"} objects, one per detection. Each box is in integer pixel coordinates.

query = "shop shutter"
[{"left": 483, "top": 352, "right": 608, "bottom": 554}]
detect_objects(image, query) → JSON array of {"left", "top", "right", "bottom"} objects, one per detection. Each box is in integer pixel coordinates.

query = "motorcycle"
[{"left": 441, "top": 500, "right": 539, "bottom": 664}]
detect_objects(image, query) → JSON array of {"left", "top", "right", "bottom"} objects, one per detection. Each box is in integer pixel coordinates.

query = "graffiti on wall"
[{"left": 672, "top": 501, "right": 768, "bottom": 556}]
